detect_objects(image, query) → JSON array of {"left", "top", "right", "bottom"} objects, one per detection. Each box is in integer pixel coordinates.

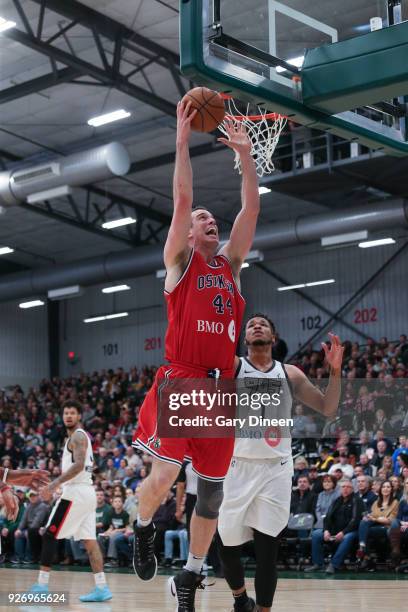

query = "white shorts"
[
  {"left": 218, "top": 456, "right": 293, "bottom": 546},
  {"left": 46, "top": 485, "right": 96, "bottom": 541}
]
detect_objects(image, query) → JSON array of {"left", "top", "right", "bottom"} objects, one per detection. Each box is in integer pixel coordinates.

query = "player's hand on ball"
[
  {"left": 321, "top": 333, "right": 344, "bottom": 372},
  {"left": 176, "top": 100, "right": 197, "bottom": 144},
  {"left": 218, "top": 120, "right": 252, "bottom": 156}
]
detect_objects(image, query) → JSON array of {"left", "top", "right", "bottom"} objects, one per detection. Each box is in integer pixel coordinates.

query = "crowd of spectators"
[{"left": 0, "top": 333, "right": 407, "bottom": 573}]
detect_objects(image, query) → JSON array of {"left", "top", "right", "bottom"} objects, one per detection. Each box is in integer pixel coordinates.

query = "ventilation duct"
[
  {"left": 0, "top": 142, "right": 130, "bottom": 206},
  {"left": 0, "top": 200, "right": 406, "bottom": 302}
]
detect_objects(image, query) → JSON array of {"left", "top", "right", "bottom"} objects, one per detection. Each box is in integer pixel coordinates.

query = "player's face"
[
  {"left": 245, "top": 317, "right": 274, "bottom": 347},
  {"left": 63, "top": 407, "right": 81, "bottom": 429},
  {"left": 190, "top": 209, "right": 219, "bottom": 246}
]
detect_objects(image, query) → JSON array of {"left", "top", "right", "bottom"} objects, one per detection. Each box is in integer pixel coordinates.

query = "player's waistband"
[
  {"left": 232, "top": 455, "right": 293, "bottom": 464},
  {"left": 165, "top": 360, "right": 234, "bottom": 378}
]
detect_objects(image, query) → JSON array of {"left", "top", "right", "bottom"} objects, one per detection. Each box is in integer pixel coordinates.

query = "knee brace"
[{"left": 195, "top": 477, "right": 224, "bottom": 519}]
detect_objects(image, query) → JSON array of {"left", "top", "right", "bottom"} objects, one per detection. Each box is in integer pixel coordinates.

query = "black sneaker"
[
  {"left": 232, "top": 596, "right": 257, "bottom": 611},
  {"left": 133, "top": 522, "right": 157, "bottom": 581},
  {"left": 168, "top": 569, "right": 205, "bottom": 611}
]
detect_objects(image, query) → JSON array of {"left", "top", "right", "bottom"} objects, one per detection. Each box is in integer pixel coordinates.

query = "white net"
[{"left": 218, "top": 97, "right": 287, "bottom": 177}]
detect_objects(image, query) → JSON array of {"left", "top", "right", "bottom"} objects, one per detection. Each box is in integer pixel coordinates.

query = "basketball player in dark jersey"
[{"left": 132, "top": 101, "right": 260, "bottom": 610}]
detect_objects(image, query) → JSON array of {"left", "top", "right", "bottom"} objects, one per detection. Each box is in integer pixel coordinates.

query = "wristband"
[{"left": 2, "top": 468, "right": 9, "bottom": 483}]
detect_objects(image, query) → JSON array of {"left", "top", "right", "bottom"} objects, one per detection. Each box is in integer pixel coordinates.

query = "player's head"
[
  {"left": 61, "top": 400, "right": 82, "bottom": 429},
  {"left": 189, "top": 207, "right": 219, "bottom": 250},
  {"left": 244, "top": 313, "right": 276, "bottom": 348}
]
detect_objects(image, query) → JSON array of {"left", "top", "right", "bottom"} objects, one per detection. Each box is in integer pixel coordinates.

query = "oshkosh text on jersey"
[{"left": 197, "top": 274, "right": 234, "bottom": 293}]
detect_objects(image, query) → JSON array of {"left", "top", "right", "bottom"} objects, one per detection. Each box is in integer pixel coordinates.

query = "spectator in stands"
[
  {"left": 115, "top": 458, "right": 128, "bottom": 481},
  {"left": 329, "top": 449, "right": 354, "bottom": 479},
  {"left": 381, "top": 455, "right": 394, "bottom": 478},
  {"left": 359, "top": 453, "right": 376, "bottom": 477},
  {"left": 306, "top": 479, "right": 365, "bottom": 574},
  {"left": 392, "top": 436, "right": 408, "bottom": 475},
  {"left": 315, "top": 447, "right": 335, "bottom": 473},
  {"left": 102, "top": 458, "right": 117, "bottom": 483},
  {"left": 290, "top": 476, "right": 316, "bottom": 516},
  {"left": 390, "top": 475, "right": 403, "bottom": 501},
  {"left": 1, "top": 499, "right": 25, "bottom": 563},
  {"left": 356, "top": 432, "right": 371, "bottom": 456},
  {"left": 388, "top": 477, "right": 408, "bottom": 567},
  {"left": 124, "top": 446, "right": 143, "bottom": 471},
  {"left": 355, "top": 475, "right": 377, "bottom": 512},
  {"left": 98, "top": 495, "right": 129, "bottom": 567},
  {"left": 123, "top": 467, "right": 139, "bottom": 491},
  {"left": 355, "top": 386, "right": 375, "bottom": 431},
  {"left": 372, "top": 440, "right": 389, "bottom": 470},
  {"left": 13, "top": 491, "right": 49, "bottom": 565},
  {"left": 313, "top": 475, "right": 340, "bottom": 529},
  {"left": 356, "top": 480, "right": 399, "bottom": 568},
  {"left": 369, "top": 430, "right": 393, "bottom": 454},
  {"left": 292, "top": 405, "right": 309, "bottom": 438},
  {"left": 293, "top": 456, "right": 309, "bottom": 486}
]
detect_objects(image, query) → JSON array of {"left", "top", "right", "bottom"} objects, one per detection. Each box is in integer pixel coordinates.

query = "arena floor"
[{"left": 0, "top": 568, "right": 406, "bottom": 612}]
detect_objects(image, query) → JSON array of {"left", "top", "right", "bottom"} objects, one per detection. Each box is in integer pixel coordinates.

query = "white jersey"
[
  {"left": 233, "top": 357, "right": 293, "bottom": 459},
  {"left": 61, "top": 428, "right": 94, "bottom": 488}
]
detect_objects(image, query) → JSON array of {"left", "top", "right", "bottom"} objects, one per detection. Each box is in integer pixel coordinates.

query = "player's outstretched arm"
[
  {"left": 39, "top": 431, "right": 87, "bottom": 501},
  {"left": 218, "top": 121, "right": 260, "bottom": 278},
  {"left": 164, "top": 101, "right": 197, "bottom": 277},
  {"left": 0, "top": 467, "right": 50, "bottom": 489},
  {"left": 286, "top": 333, "right": 344, "bottom": 419}
]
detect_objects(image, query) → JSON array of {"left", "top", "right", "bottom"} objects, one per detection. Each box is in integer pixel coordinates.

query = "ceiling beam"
[
  {"left": 29, "top": 0, "right": 180, "bottom": 65},
  {"left": 129, "top": 141, "right": 225, "bottom": 174},
  {"left": 0, "top": 67, "right": 80, "bottom": 105},
  {"left": 5, "top": 28, "right": 176, "bottom": 117}
]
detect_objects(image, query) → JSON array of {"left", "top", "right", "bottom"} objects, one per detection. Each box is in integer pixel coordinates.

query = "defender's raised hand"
[
  {"left": 322, "top": 333, "right": 344, "bottom": 372},
  {"left": 218, "top": 119, "right": 252, "bottom": 157}
]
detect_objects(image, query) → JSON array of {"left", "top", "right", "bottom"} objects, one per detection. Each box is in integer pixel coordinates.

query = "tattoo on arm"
[{"left": 52, "top": 431, "right": 87, "bottom": 487}]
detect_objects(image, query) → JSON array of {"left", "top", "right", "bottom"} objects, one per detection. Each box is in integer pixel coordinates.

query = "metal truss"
[
  {"left": 19, "top": 187, "right": 170, "bottom": 248},
  {"left": 2, "top": 0, "right": 183, "bottom": 115}
]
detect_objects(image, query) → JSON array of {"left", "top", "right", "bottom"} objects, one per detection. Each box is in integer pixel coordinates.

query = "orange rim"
[{"left": 220, "top": 93, "right": 287, "bottom": 121}]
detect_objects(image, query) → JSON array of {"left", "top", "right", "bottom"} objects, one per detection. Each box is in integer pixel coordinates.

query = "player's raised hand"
[
  {"left": 322, "top": 333, "right": 344, "bottom": 372},
  {"left": 217, "top": 119, "right": 252, "bottom": 157},
  {"left": 176, "top": 100, "right": 197, "bottom": 145}
]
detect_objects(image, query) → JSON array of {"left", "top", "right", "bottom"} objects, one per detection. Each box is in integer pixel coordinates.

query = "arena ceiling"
[{"left": 0, "top": 0, "right": 407, "bottom": 274}]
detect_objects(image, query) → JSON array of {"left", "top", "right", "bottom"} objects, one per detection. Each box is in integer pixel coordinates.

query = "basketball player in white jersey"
[
  {"left": 30, "top": 401, "right": 112, "bottom": 602},
  {"left": 218, "top": 314, "right": 344, "bottom": 611}
]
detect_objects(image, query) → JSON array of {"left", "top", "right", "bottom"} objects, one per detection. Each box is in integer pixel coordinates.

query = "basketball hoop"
[{"left": 219, "top": 94, "right": 287, "bottom": 177}]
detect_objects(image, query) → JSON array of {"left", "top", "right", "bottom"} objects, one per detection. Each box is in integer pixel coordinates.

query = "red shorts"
[{"left": 132, "top": 363, "right": 235, "bottom": 481}]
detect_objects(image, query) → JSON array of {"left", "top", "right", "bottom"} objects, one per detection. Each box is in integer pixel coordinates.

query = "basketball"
[{"left": 181, "top": 87, "right": 225, "bottom": 132}]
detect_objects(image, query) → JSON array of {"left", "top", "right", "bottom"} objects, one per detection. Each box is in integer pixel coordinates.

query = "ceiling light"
[
  {"left": 84, "top": 315, "right": 106, "bottom": 323},
  {"left": 156, "top": 269, "right": 166, "bottom": 280},
  {"left": 245, "top": 250, "right": 264, "bottom": 264},
  {"left": 87, "top": 109, "right": 131, "bottom": 127},
  {"left": 241, "top": 262, "right": 250, "bottom": 268},
  {"left": 277, "top": 279, "right": 335, "bottom": 291},
  {"left": 27, "top": 185, "right": 72, "bottom": 204},
  {"left": 358, "top": 238, "right": 395, "bottom": 248},
  {"left": 84, "top": 312, "right": 128, "bottom": 323},
  {"left": 277, "top": 283, "right": 306, "bottom": 292},
  {"left": 276, "top": 55, "right": 304, "bottom": 73},
  {"left": 259, "top": 186, "right": 271, "bottom": 195},
  {"left": 0, "top": 246, "right": 14, "bottom": 255},
  {"left": 48, "top": 285, "right": 82, "bottom": 300},
  {"left": 0, "top": 17, "right": 16, "bottom": 32},
  {"left": 306, "top": 279, "right": 335, "bottom": 287},
  {"left": 19, "top": 300, "right": 45, "bottom": 309},
  {"left": 321, "top": 231, "right": 368, "bottom": 248},
  {"left": 105, "top": 312, "right": 128, "bottom": 320},
  {"left": 102, "top": 217, "right": 136, "bottom": 229},
  {"left": 102, "top": 284, "right": 130, "bottom": 294}
]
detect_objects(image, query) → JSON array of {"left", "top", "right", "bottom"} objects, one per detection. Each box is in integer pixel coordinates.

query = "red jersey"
[{"left": 164, "top": 250, "right": 245, "bottom": 372}]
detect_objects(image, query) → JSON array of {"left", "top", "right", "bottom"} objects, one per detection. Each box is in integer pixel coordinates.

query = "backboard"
[{"left": 180, "top": 0, "right": 408, "bottom": 155}]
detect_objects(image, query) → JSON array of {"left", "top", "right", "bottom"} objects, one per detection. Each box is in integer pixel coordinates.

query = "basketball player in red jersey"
[{"left": 132, "top": 100, "right": 260, "bottom": 610}]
